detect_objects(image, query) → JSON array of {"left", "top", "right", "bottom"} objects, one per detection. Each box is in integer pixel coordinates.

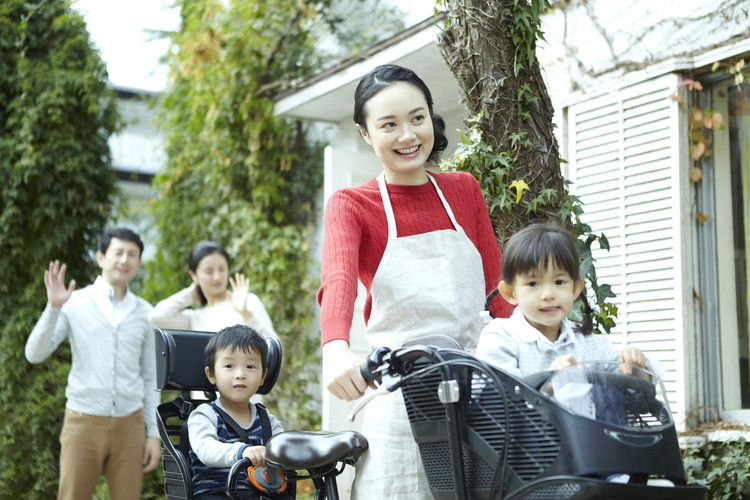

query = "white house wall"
[
  {"left": 538, "top": 0, "right": 750, "bottom": 106},
  {"left": 110, "top": 96, "right": 164, "bottom": 176}
]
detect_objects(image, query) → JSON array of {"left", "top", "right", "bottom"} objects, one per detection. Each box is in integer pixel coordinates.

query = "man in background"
[{"left": 25, "top": 227, "right": 160, "bottom": 500}]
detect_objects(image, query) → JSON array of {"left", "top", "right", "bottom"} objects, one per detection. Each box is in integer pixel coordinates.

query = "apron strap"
[
  {"left": 376, "top": 172, "right": 398, "bottom": 239},
  {"left": 426, "top": 172, "right": 466, "bottom": 236},
  {"left": 376, "top": 171, "right": 468, "bottom": 240}
]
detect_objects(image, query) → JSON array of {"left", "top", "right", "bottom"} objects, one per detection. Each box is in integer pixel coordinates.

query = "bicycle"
[
  {"left": 156, "top": 328, "right": 707, "bottom": 499},
  {"left": 350, "top": 341, "right": 708, "bottom": 499}
]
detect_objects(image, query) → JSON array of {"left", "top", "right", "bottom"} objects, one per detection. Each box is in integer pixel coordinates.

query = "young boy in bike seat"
[{"left": 188, "top": 325, "right": 284, "bottom": 499}]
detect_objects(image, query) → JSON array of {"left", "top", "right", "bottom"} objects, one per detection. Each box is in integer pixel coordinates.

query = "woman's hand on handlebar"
[{"left": 322, "top": 340, "right": 371, "bottom": 401}]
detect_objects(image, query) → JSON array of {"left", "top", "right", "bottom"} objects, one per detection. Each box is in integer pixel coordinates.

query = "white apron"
[{"left": 351, "top": 172, "right": 486, "bottom": 500}]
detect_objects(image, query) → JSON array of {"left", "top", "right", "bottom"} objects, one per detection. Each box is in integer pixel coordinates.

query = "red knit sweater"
[{"left": 318, "top": 171, "right": 513, "bottom": 346}]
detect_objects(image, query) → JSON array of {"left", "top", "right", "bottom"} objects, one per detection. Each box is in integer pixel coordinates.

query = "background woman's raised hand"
[
  {"left": 44, "top": 260, "right": 76, "bottom": 308},
  {"left": 229, "top": 273, "right": 252, "bottom": 320}
]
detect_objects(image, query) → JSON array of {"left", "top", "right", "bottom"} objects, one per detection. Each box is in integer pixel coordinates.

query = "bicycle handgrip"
[
  {"left": 359, "top": 356, "right": 380, "bottom": 385},
  {"left": 359, "top": 347, "right": 391, "bottom": 385}
]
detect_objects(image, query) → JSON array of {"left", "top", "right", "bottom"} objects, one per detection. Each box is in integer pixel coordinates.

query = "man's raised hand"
[{"left": 44, "top": 260, "right": 76, "bottom": 308}]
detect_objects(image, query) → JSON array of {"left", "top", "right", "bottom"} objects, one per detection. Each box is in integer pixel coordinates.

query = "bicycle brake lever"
[{"left": 347, "top": 385, "right": 390, "bottom": 421}]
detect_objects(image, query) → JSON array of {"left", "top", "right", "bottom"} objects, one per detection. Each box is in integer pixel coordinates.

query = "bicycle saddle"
[{"left": 264, "top": 430, "right": 368, "bottom": 470}]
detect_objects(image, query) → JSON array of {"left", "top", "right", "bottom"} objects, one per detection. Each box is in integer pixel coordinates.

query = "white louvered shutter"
[{"left": 565, "top": 73, "right": 688, "bottom": 425}]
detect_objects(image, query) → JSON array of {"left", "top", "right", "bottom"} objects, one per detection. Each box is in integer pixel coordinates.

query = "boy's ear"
[
  {"left": 204, "top": 366, "right": 215, "bottom": 385},
  {"left": 356, "top": 124, "right": 372, "bottom": 145},
  {"left": 574, "top": 278, "right": 585, "bottom": 297},
  {"left": 497, "top": 281, "right": 517, "bottom": 305},
  {"left": 95, "top": 250, "right": 105, "bottom": 268},
  {"left": 261, "top": 368, "right": 268, "bottom": 384}
]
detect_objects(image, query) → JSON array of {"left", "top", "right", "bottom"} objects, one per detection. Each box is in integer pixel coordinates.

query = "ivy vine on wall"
[
  {"left": 671, "top": 57, "right": 749, "bottom": 224},
  {"left": 440, "top": 114, "right": 617, "bottom": 333}
]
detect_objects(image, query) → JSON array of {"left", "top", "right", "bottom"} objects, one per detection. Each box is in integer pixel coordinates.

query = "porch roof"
[{"left": 273, "top": 14, "right": 463, "bottom": 123}]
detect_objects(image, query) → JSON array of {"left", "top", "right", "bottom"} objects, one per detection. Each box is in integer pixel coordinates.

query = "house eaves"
[
  {"left": 274, "top": 13, "right": 464, "bottom": 123},
  {"left": 560, "top": 35, "right": 750, "bottom": 108}
]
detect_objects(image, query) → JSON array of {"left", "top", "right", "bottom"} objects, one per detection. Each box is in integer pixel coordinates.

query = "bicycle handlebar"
[
  {"left": 350, "top": 345, "right": 435, "bottom": 421},
  {"left": 358, "top": 345, "right": 435, "bottom": 389}
]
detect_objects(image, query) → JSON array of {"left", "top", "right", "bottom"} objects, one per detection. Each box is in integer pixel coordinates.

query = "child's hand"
[
  {"left": 618, "top": 347, "right": 646, "bottom": 376},
  {"left": 242, "top": 445, "right": 266, "bottom": 467},
  {"left": 548, "top": 354, "right": 577, "bottom": 371}
]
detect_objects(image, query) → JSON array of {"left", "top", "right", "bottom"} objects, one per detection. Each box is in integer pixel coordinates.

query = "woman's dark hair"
[
  {"left": 204, "top": 324, "right": 268, "bottom": 376},
  {"left": 188, "top": 240, "right": 230, "bottom": 306},
  {"left": 501, "top": 222, "right": 594, "bottom": 334},
  {"left": 353, "top": 64, "right": 448, "bottom": 164}
]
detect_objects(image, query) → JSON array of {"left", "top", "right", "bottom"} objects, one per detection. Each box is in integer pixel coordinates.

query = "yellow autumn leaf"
[
  {"left": 689, "top": 167, "right": 703, "bottom": 183},
  {"left": 696, "top": 212, "right": 709, "bottom": 224},
  {"left": 693, "top": 288, "right": 705, "bottom": 307},
  {"left": 712, "top": 112, "right": 725, "bottom": 130},
  {"left": 509, "top": 179, "right": 530, "bottom": 204},
  {"left": 693, "top": 80, "right": 704, "bottom": 91},
  {"left": 689, "top": 143, "right": 706, "bottom": 161},
  {"left": 692, "top": 107, "right": 704, "bottom": 126}
]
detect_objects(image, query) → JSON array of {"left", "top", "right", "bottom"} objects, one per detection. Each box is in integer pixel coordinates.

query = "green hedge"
[
  {"left": 683, "top": 434, "right": 750, "bottom": 499},
  {"left": 0, "top": 0, "right": 120, "bottom": 497}
]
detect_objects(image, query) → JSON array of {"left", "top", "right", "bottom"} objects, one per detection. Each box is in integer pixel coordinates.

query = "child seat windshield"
[{"left": 542, "top": 362, "right": 673, "bottom": 430}]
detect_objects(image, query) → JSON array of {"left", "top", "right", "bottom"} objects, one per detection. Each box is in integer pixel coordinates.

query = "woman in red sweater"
[{"left": 318, "top": 64, "right": 511, "bottom": 499}]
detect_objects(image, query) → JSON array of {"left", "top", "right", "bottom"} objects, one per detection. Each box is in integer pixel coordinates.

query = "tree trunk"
[{"left": 436, "top": 0, "right": 565, "bottom": 245}]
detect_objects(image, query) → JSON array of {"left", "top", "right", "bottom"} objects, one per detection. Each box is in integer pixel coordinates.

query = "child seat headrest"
[{"left": 154, "top": 328, "right": 282, "bottom": 395}]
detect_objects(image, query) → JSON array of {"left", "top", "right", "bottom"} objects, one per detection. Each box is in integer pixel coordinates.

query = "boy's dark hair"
[
  {"left": 204, "top": 325, "right": 268, "bottom": 375},
  {"left": 502, "top": 222, "right": 594, "bottom": 334},
  {"left": 98, "top": 227, "right": 144, "bottom": 257}
]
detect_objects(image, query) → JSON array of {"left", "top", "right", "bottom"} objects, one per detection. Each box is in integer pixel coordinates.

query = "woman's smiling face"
[
  {"left": 189, "top": 252, "right": 229, "bottom": 302},
  {"left": 357, "top": 82, "right": 434, "bottom": 185}
]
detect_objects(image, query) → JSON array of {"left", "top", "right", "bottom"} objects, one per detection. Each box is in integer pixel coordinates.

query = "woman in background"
[{"left": 149, "top": 240, "right": 276, "bottom": 338}]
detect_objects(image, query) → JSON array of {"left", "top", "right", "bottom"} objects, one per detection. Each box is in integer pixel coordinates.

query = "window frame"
[{"left": 693, "top": 75, "right": 750, "bottom": 423}]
